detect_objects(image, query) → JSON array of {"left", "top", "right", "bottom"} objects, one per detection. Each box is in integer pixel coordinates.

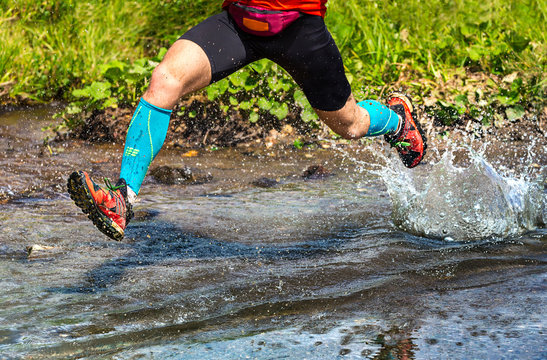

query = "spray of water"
[{"left": 339, "top": 140, "right": 546, "bottom": 241}]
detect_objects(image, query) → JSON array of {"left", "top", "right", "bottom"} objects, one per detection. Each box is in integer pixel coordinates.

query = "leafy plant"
[
  {"left": 293, "top": 138, "right": 304, "bottom": 149},
  {"left": 50, "top": 51, "right": 165, "bottom": 133},
  {"left": 204, "top": 59, "right": 318, "bottom": 127}
]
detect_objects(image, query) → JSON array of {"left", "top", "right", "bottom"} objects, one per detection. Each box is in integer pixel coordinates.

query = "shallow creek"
[{"left": 0, "top": 107, "right": 545, "bottom": 359}]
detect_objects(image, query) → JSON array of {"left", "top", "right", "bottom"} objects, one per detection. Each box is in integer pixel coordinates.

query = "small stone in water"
[
  {"left": 26, "top": 244, "right": 56, "bottom": 258},
  {"left": 302, "top": 165, "right": 332, "bottom": 179},
  {"left": 251, "top": 177, "right": 279, "bottom": 188},
  {"left": 150, "top": 165, "right": 194, "bottom": 185},
  {"left": 339, "top": 348, "right": 351, "bottom": 355},
  {"left": 150, "top": 165, "right": 212, "bottom": 185}
]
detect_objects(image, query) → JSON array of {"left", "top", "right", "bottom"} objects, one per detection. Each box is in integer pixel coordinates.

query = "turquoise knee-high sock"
[
  {"left": 119, "top": 98, "right": 171, "bottom": 194},
  {"left": 357, "top": 100, "right": 400, "bottom": 137}
]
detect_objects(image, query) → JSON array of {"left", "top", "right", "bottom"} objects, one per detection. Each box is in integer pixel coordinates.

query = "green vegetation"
[
  {"left": 1, "top": 0, "right": 545, "bottom": 133},
  {"left": 328, "top": 0, "right": 546, "bottom": 127}
]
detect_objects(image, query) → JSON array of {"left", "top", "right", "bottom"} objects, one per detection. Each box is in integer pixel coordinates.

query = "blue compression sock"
[
  {"left": 357, "top": 100, "right": 400, "bottom": 137},
  {"left": 119, "top": 98, "right": 171, "bottom": 194}
]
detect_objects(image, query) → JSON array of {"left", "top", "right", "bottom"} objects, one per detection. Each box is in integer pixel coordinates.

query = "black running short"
[{"left": 180, "top": 11, "right": 351, "bottom": 111}]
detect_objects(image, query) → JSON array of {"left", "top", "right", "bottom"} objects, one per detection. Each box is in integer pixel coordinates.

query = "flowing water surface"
[{"left": 0, "top": 107, "right": 546, "bottom": 359}]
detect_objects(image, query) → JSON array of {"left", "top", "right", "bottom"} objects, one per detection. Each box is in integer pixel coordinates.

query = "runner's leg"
[
  {"left": 119, "top": 40, "right": 211, "bottom": 199},
  {"left": 313, "top": 94, "right": 370, "bottom": 139},
  {"left": 143, "top": 39, "right": 212, "bottom": 109},
  {"left": 262, "top": 17, "right": 425, "bottom": 167},
  {"left": 68, "top": 12, "right": 259, "bottom": 240},
  {"left": 260, "top": 14, "right": 400, "bottom": 140},
  {"left": 315, "top": 96, "right": 400, "bottom": 139},
  {"left": 120, "top": 12, "right": 259, "bottom": 200}
]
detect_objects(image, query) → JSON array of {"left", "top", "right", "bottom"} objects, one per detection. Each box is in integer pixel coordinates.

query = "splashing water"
[{"left": 349, "top": 142, "right": 546, "bottom": 241}]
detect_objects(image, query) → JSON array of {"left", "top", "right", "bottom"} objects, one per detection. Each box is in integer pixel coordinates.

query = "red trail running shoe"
[
  {"left": 385, "top": 93, "right": 427, "bottom": 168},
  {"left": 67, "top": 171, "right": 133, "bottom": 240}
]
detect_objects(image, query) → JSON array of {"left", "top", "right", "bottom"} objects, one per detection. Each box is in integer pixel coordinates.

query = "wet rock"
[
  {"left": 0, "top": 186, "right": 15, "bottom": 204},
  {"left": 0, "top": 245, "right": 26, "bottom": 260},
  {"left": 251, "top": 177, "right": 280, "bottom": 188},
  {"left": 263, "top": 125, "right": 296, "bottom": 148},
  {"left": 150, "top": 165, "right": 212, "bottom": 185},
  {"left": 302, "top": 165, "right": 332, "bottom": 179},
  {"left": 132, "top": 209, "right": 160, "bottom": 221},
  {"left": 150, "top": 165, "right": 193, "bottom": 184},
  {"left": 26, "top": 244, "right": 58, "bottom": 259},
  {"left": 66, "top": 324, "right": 116, "bottom": 337},
  {"left": 0, "top": 329, "right": 20, "bottom": 345}
]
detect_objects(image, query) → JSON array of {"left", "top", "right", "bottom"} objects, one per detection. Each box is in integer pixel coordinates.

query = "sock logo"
[{"left": 124, "top": 147, "right": 140, "bottom": 157}]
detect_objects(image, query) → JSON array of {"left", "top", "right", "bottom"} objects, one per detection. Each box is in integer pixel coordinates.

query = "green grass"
[
  {"left": 326, "top": 0, "right": 546, "bottom": 126},
  {"left": 329, "top": 0, "right": 545, "bottom": 83},
  {"left": 1, "top": 0, "right": 545, "bottom": 129},
  {"left": 0, "top": 0, "right": 155, "bottom": 100}
]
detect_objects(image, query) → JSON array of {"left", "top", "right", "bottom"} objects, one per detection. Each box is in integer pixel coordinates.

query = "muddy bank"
[
  {"left": 60, "top": 95, "right": 546, "bottom": 152},
  {"left": 64, "top": 95, "right": 310, "bottom": 149}
]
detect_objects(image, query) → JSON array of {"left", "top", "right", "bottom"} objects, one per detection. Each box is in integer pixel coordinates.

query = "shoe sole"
[
  {"left": 389, "top": 92, "right": 428, "bottom": 167},
  {"left": 67, "top": 171, "right": 124, "bottom": 241}
]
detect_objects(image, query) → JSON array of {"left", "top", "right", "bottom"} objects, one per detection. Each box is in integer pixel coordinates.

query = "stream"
[{"left": 0, "top": 106, "right": 545, "bottom": 359}]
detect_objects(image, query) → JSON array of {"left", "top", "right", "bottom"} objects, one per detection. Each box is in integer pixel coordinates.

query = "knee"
[{"left": 149, "top": 63, "right": 184, "bottom": 94}]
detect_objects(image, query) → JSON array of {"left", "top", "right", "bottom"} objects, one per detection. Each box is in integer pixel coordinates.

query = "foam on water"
[{"left": 351, "top": 142, "right": 545, "bottom": 241}]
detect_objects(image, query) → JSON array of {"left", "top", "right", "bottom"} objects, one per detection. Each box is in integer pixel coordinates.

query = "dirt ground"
[{"left": 64, "top": 94, "right": 546, "bottom": 154}]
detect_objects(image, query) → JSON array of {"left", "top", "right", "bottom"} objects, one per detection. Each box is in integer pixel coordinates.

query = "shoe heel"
[{"left": 388, "top": 92, "right": 414, "bottom": 113}]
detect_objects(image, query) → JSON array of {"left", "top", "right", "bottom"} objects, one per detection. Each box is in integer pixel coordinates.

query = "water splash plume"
[{"left": 370, "top": 143, "right": 545, "bottom": 241}]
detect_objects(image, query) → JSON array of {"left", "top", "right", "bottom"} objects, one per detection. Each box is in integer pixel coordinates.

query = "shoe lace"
[
  {"left": 390, "top": 140, "right": 411, "bottom": 148},
  {"left": 103, "top": 177, "right": 124, "bottom": 192}
]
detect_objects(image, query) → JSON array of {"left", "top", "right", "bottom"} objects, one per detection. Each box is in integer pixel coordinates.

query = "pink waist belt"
[{"left": 228, "top": 3, "right": 301, "bottom": 36}]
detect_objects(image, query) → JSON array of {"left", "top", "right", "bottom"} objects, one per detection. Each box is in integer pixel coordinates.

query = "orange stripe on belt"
[{"left": 243, "top": 17, "right": 269, "bottom": 32}]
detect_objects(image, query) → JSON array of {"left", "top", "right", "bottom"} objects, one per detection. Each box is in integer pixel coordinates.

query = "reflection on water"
[{"left": 0, "top": 108, "right": 546, "bottom": 359}]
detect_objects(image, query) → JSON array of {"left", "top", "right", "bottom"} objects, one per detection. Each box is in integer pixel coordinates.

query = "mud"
[{"left": 65, "top": 96, "right": 308, "bottom": 148}]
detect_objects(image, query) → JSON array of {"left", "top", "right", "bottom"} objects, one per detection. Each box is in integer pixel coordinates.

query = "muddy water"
[{"left": 0, "top": 107, "right": 546, "bottom": 359}]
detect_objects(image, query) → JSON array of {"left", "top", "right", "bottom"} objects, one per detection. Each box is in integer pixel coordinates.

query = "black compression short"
[{"left": 180, "top": 11, "right": 351, "bottom": 111}]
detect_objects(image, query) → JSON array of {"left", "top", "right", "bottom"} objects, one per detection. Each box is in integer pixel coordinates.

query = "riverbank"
[{"left": 53, "top": 83, "right": 546, "bottom": 152}]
